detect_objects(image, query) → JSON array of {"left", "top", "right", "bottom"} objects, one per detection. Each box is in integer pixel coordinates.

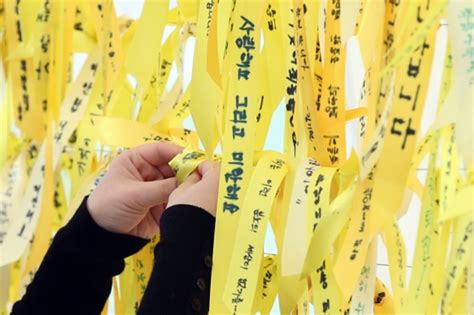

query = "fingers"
[
  {"left": 158, "top": 163, "right": 175, "bottom": 178},
  {"left": 197, "top": 160, "right": 213, "bottom": 176},
  {"left": 197, "top": 160, "right": 221, "bottom": 178},
  {"left": 126, "top": 142, "right": 183, "bottom": 180},
  {"left": 180, "top": 171, "right": 201, "bottom": 189},
  {"left": 199, "top": 164, "right": 220, "bottom": 193},
  {"left": 137, "top": 177, "right": 178, "bottom": 207},
  {"left": 200, "top": 162, "right": 221, "bottom": 182},
  {"left": 127, "top": 150, "right": 163, "bottom": 181},
  {"left": 135, "top": 142, "right": 183, "bottom": 168}
]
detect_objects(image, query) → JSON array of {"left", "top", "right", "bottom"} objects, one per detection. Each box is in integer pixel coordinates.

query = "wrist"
[{"left": 86, "top": 195, "right": 108, "bottom": 231}]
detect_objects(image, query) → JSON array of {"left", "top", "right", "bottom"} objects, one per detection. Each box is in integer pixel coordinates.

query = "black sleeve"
[
  {"left": 138, "top": 204, "right": 216, "bottom": 315},
  {"left": 11, "top": 196, "right": 149, "bottom": 315}
]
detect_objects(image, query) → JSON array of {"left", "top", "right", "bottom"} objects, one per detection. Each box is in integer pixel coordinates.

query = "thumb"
[
  {"left": 201, "top": 163, "right": 220, "bottom": 183},
  {"left": 180, "top": 171, "right": 201, "bottom": 189},
  {"left": 137, "top": 177, "right": 178, "bottom": 207},
  {"left": 197, "top": 160, "right": 214, "bottom": 176}
]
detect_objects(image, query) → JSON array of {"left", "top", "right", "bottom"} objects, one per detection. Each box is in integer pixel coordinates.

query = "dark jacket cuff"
[{"left": 159, "top": 204, "right": 215, "bottom": 249}]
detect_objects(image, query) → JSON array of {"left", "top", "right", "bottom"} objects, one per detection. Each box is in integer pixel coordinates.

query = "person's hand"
[
  {"left": 166, "top": 161, "right": 220, "bottom": 217},
  {"left": 87, "top": 142, "right": 183, "bottom": 239}
]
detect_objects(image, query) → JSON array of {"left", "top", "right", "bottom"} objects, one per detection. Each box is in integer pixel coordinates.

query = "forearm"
[
  {"left": 12, "top": 197, "right": 148, "bottom": 315},
  {"left": 138, "top": 204, "right": 215, "bottom": 315}
]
